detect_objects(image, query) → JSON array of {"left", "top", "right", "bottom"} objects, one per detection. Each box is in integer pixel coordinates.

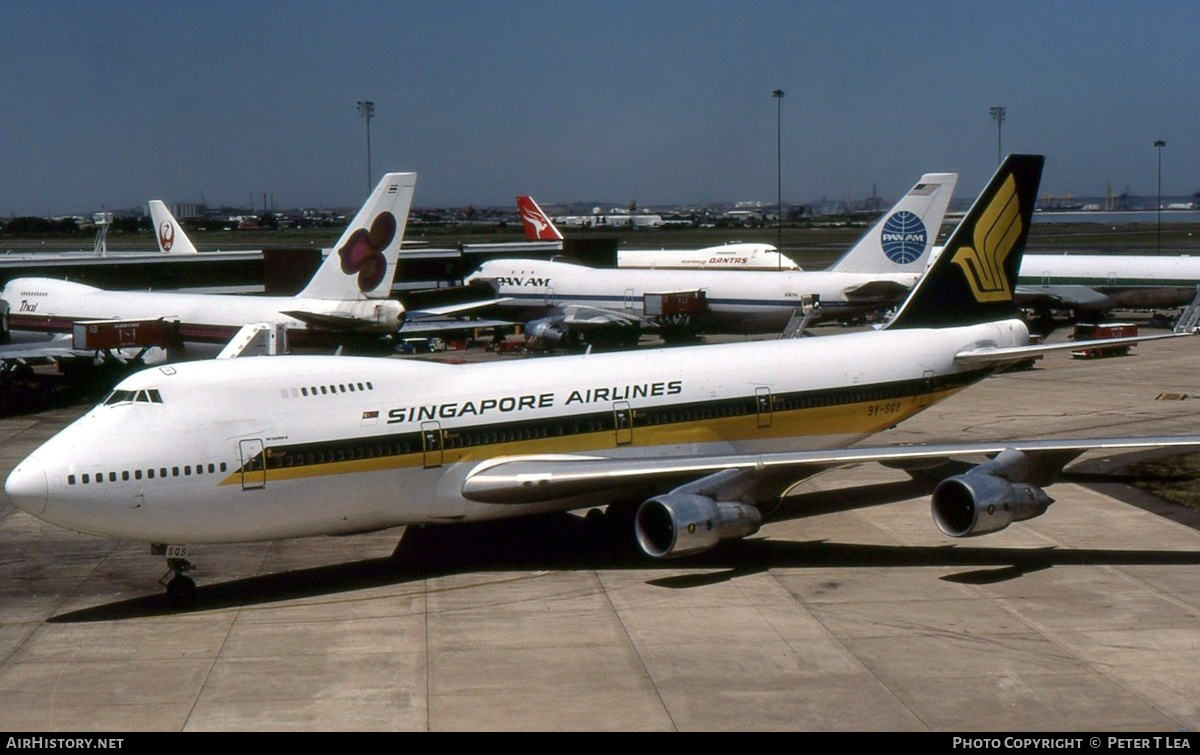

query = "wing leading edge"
[{"left": 461, "top": 436, "right": 1200, "bottom": 506}]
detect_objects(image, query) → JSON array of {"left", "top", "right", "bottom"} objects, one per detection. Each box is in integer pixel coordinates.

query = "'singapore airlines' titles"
[{"left": 387, "top": 380, "right": 684, "bottom": 424}]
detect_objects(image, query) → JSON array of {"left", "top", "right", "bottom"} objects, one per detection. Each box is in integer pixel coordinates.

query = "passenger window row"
[
  {"left": 280, "top": 381, "right": 375, "bottom": 399},
  {"left": 67, "top": 461, "right": 228, "bottom": 486}
]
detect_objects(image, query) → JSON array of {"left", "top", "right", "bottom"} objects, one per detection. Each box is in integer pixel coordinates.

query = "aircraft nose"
[{"left": 6, "top": 455, "right": 48, "bottom": 518}]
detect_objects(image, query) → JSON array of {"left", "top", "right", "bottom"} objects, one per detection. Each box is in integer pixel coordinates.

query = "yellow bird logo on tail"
[{"left": 950, "top": 174, "right": 1022, "bottom": 303}]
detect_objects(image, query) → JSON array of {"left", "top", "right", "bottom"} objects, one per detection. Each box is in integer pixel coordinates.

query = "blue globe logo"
[{"left": 880, "top": 211, "right": 927, "bottom": 264}]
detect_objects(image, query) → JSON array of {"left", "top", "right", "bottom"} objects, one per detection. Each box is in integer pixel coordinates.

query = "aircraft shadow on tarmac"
[{"left": 49, "top": 476, "right": 1200, "bottom": 623}]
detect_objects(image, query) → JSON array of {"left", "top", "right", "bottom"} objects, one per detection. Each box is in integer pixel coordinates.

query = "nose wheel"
[{"left": 157, "top": 553, "right": 197, "bottom": 608}]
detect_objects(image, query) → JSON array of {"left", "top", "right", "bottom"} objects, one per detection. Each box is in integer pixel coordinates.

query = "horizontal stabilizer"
[
  {"left": 280, "top": 310, "right": 393, "bottom": 332},
  {"left": 953, "top": 331, "right": 1193, "bottom": 367},
  {"left": 842, "top": 279, "right": 912, "bottom": 302}
]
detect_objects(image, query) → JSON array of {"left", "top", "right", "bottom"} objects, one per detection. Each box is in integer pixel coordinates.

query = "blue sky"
[{"left": 2, "top": 0, "right": 1196, "bottom": 215}]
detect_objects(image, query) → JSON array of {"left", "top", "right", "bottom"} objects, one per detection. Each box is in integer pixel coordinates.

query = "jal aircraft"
[
  {"left": 8, "top": 154, "right": 1200, "bottom": 607},
  {"left": 148, "top": 201, "right": 200, "bottom": 255},
  {"left": 0, "top": 173, "right": 471, "bottom": 352},
  {"left": 516, "top": 195, "right": 801, "bottom": 271},
  {"left": 474, "top": 172, "right": 958, "bottom": 342}
]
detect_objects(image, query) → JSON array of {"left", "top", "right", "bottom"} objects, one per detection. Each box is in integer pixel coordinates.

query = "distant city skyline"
[{"left": 2, "top": 1, "right": 1197, "bottom": 217}]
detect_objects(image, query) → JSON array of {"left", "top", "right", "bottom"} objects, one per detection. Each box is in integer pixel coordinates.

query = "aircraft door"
[
  {"left": 916, "top": 369, "right": 935, "bottom": 408},
  {"left": 421, "top": 421, "right": 443, "bottom": 468},
  {"left": 755, "top": 387, "right": 773, "bottom": 428},
  {"left": 544, "top": 286, "right": 556, "bottom": 306},
  {"left": 613, "top": 401, "right": 633, "bottom": 445},
  {"left": 239, "top": 439, "right": 266, "bottom": 490},
  {"left": 624, "top": 288, "right": 635, "bottom": 311}
]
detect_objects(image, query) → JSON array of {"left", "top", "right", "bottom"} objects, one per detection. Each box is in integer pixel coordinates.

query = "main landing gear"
[{"left": 153, "top": 544, "right": 197, "bottom": 608}]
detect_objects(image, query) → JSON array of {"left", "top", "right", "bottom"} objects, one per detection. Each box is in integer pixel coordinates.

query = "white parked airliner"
[
  {"left": 8, "top": 155, "right": 1199, "bottom": 608},
  {"left": 516, "top": 195, "right": 801, "bottom": 271},
  {"left": 475, "top": 173, "right": 958, "bottom": 343},
  {"left": 1, "top": 174, "right": 420, "bottom": 350}
]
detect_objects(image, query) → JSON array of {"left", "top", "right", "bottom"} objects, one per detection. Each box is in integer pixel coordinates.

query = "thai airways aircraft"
[
  {"left": 8, "top": 155, "right": 1199, "bottom": 607},
  {"left": 477, "top": 173, "right": 958, "bottom": 343},
  {"left": 516, "top": 195, "right": 800, "bottom": 271},
  {"left": 1, "top": 174, "right": 422, "bottom": 351}
]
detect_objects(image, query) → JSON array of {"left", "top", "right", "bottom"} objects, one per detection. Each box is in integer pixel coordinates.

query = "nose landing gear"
[{"left": 153, "top": 544, "right": 197, "bottom": 608}]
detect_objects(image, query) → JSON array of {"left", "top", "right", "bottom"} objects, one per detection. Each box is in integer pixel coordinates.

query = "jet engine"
[
  {"left": 931, "top": 469, "right": 1053, "bottom": 537},
  {"left": 634, "top": 493, "right": 762, "bottom": 558},
  {"left": 524, "top": 316, "right": 568, "bottom": 346}
]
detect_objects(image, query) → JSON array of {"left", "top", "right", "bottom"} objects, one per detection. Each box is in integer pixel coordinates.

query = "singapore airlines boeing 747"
[{"left": 7, "top": 155, "right": 1199, "bottom": 607}]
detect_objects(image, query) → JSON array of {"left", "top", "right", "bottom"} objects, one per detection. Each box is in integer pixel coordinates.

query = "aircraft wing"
[
  {"left": 409, "top": 297, "right": 512, "bottom": 318},
  {"left": 0, "top": 334, "right": 79, "bottom": 362},
  {"left": 461, "top": 435, "right": 1200, "bottom": 506},
  {"left": 556, "top": 304, "right": 657, "bottom": 327},
  {"left": 953, "top": 331, "right": 1193, "bottom": 368},
  {"left": 1016, "top": 285, "right": 1114, "bottom": 312},
  {"left": 398, "top": 318, "right": 515, "bottom": 334},
  {"left": 841, "top": 279, "right": 913, "bottom": 303}
]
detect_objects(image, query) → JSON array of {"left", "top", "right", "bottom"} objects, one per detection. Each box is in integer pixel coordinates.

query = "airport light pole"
[
  {"left": 773, "top": 89, "right": 785, "bottom": 266},
  {"left": 989, "top": 106, "right": 1006, "bottom": 165},
  {"left": 1155, "top": 139, "right": 1166, "bottom": 253},
  {"left": 357, "top": 100, "right": 376, "bottom": 194}
]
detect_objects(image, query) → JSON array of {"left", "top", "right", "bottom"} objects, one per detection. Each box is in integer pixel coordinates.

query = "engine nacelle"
[
  {"left": 635, "top": 493, "right": 762, "bottom": 558},
  {"left": 931, "top": 471, "right": 1053, "bottom": 537},
  {"left": 525, "top": 317, "right": 568, "bottom": 345}
]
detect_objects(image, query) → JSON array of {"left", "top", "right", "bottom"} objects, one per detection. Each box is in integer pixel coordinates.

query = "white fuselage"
[
  {"left": 7, "top": 318, "right": 1029, "bottom": 544},
  {"left": 467, "top": 259, "right": 919, "bottom": 331},
  {"left": 617, "top": 243, "right": 800, "bottom": 271},
  {"left": 1019, "top": 254, "right": 1200, "bottom": 306},
  {"left": 2, "top": 278, "right": 403, "bottom": 345}
]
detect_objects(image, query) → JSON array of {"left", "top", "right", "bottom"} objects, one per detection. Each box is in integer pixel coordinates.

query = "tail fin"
[
  {"left": 885, "top": 155, "right": 1044, "bottom": 329},
  {"left": 298, "top": 172, "right": 417, "bottom": 301},
  {"left": 148, "top": 201, "right": 199, "bottom": 255},
  {"left": 828, "top": 173, "right": 957, "bottom": 273},
  {"left": 516, "top": 195, "right": 564, "bottom": 241}
]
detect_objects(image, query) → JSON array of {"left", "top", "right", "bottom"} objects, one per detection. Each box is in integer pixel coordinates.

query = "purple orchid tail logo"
[{"left": 338, "top": 211, "right": 397, "bottom": 292}]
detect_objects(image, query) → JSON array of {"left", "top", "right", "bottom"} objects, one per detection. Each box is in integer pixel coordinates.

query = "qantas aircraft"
[
  {"left": 0, "top": 173, "right": 468, "bottom": 352},
  {"left": 7, "top": 154, "right": 1199, "bottom": 607},
  {"left": 516, "top": 195, "right": 801, "bottom": 271},
  {"left": 476, "top": 173, "right": 958, "bottom": 343}
]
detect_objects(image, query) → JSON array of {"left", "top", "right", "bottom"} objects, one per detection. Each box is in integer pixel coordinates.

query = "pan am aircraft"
[
  {"left": 473, "top": 173, "right": 957, "bottom": 344},
  {"left": 8, "top": 155, "right": 1199, "bottom": 607}
]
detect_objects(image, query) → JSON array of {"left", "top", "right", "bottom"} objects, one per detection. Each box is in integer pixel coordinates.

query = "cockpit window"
[{"left": 104, "top": 388, "right": 164, "bottom": 405}]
